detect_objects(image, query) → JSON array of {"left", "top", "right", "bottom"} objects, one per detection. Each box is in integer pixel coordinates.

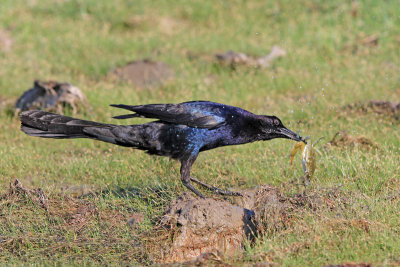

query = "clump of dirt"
[
  {"left": 158, "top": 192, "right": 256, "bottom": 263},
  {"left": 15, "top": 80, "right": 89, "bottom": 114},
  {"left": 341, "top": 33, "right": 379, "bottom": 54},
  {"left": 344, "top": 100, "right": 400, "bottom": 120},
  {"left": 367, "top": 100, "right": 400, "bottom": 118},
  {"left": 215, "top": 46, "right": 286, "bottom": 69},
  {"left": 0, "top": 179, "right": 48, "bottom": 210},
  {"left": 328, "top": 130, "right": 378, "bottom": 150},
  {"left": 157, "top": 185, "right": 348, "bottom": 263},
  {"left": 112, "top": 59, "right": 174, "bottom": 89}
]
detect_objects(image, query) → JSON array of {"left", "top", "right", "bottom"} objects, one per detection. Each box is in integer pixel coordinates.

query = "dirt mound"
[
  {"left": 215, "top": 46, "right": 286, "bottom": 68},
  {"left": 15, "top": 80, "right": 89, "bottom": 114},
  {"left": 367, "top": 100, "right": 399, "bottom": 118},
  {"left": 112, "top": 59, "right": 174, "bottom": 89},
  {"left": 328, "top": 130, "right": 378, "bottom": 150},
  {"left": 158, "top": 185, "right": 347, "bottom": 263},
  {"left": 344, "top": 100, "right": 400, "bottom": 120},
  {"left": 159, "top": 192, "right": 256, "bottom": 263}
]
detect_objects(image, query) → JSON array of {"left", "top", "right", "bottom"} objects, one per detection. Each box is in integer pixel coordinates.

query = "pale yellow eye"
[{"left": 274, "top": 119, "right": 279, "bottom": 126}]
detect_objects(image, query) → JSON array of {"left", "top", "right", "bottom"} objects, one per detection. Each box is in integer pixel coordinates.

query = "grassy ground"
[{"left": 0, "top": 0, "right": 399, "bottom": 265}]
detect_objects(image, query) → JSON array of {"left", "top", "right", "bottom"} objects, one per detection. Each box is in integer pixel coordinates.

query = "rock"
[
  {"left": 112, "top": 59, "right": 174, "bottom": 89},
  {"left": 15, "top": 80, "right": 88, "bottom": 114}
]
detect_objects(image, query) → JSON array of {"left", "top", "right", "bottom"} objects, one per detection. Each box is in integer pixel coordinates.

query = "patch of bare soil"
[
  {"left": 157, "top": 185, "right": 347, "bottom": 263},
  {"left": 112, "top": 59, "right": 174, "bottom": 89},
  {"left": 0, "top": 29, "right": 13, "bottom": 53},
  {"left": 344, "top": 100, "right": 400, "bottom": 120},
  {"left": 215, "top": 46, "right": 286, "bottom": 69},
  {"left": 328, "top": 130, "right": 378, "bottom": 150},
  {"left": 15, "top": 80, "right": 89, "bottom": 114}
]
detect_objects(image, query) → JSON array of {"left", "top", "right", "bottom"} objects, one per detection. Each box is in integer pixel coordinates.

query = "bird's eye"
[{"left": 274, "top": 119, "right": 280, "bottom": 126}]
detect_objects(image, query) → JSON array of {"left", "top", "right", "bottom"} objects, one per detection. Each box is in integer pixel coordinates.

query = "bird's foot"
[
  {"left": 190, "top": 177, "right": 242, "bottom": 197},
  {"left": 182, "top": 180, "right": 206, "bottom": 198}
]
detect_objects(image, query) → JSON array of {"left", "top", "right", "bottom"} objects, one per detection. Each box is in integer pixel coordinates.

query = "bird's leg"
[
  {"left": 190, "top": 177, "right": 242, "bottom": 196},
  {"left": 180, "top": 157, "right": 206, "bottom": 198}
]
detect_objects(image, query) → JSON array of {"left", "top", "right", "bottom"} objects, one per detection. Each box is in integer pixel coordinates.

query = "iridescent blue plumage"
[{"left": 20, "top": 101, "right": 304, "bottom": 197}]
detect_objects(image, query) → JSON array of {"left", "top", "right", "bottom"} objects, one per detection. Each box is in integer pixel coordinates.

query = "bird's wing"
[{"left": 110, "top": 101, "right": 226, "bottom": 129}]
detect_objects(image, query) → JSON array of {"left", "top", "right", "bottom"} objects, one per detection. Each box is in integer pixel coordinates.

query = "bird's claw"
[{"left": 190, "top": 177, "right": 243, "bottom": 197}]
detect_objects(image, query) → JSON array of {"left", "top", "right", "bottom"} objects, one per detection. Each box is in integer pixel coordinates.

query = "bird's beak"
[{"left": 278, "top": 127, "right": 305, "bottom": 142}]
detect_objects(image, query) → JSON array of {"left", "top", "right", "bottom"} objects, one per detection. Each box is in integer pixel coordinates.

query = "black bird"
[{"left": 20, "top": 101, "right": 304, "bottom": 197}]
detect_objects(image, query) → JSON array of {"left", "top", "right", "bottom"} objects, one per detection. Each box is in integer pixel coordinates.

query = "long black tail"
[
  {"left": 20, "top": 110, "right": 108, "bottom": 139},
  {"left": 19, "top": 110, "right": 165, "bottom": 151}
]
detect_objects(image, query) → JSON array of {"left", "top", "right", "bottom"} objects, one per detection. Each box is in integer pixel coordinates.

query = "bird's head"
[{"left": 257, "top": 115, "right": 304, "bottom": 142}]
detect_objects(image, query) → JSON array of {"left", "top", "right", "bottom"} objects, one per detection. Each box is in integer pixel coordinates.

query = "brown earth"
[
  {"left": 112, "top": 59, "right": 174, "bottom": 89},
  {"left": 344, "top": 100, "right": 400, "bottom": 120},
  {"left": 328, "top": 130, "right": 378, "bottom": 150},
  {"left": 1, "top": 180, "right": 349, "bottom": 265},
  {"left": 158, "top": 185, "right": 347, "bottom": 263}
]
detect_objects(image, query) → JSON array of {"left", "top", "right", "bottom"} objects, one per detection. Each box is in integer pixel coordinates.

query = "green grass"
[{"left": 1, "top": 0, "right": 399, "bottom": 265}]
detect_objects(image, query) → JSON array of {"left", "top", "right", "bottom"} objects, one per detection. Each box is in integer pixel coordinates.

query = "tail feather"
[
  {"left": 19, "top": 110, "right": 167, "bottom": 153},
  {"left": 21, "top": 125, "right": 82, "bottom": 138},
  {"left": 20, "top": 110, "right": 182, "bottom": 158},
  {"left": 20, "top": 110, "right": 105, "bottom": 139}
]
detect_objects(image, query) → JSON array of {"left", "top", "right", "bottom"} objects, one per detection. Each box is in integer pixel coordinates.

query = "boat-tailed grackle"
[{"left": 20, "top": 101, "right": 304, "bottom": 198}]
